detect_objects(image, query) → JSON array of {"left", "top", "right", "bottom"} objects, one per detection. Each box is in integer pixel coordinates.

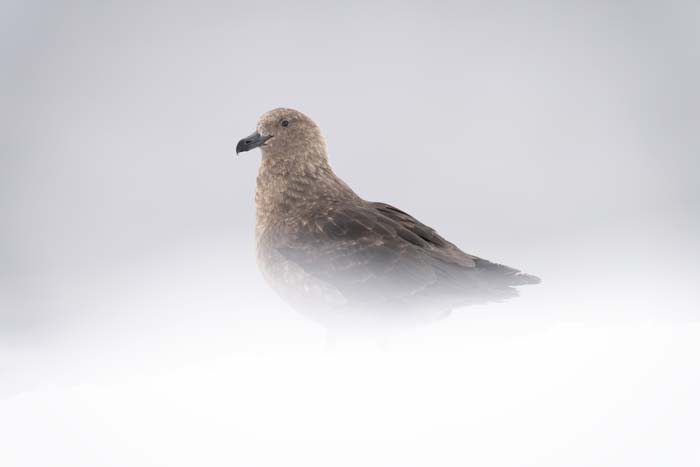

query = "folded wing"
[{"left": 277, "top": 201, "right": 539, "bottom": 307}]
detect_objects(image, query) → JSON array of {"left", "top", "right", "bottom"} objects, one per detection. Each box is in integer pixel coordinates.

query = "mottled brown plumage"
[{"left": 237, "top": 108, "right": 539, "bottom": 321}]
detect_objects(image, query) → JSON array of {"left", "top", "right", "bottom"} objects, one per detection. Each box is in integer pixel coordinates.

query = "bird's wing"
[
  {"left": 369, "top": 202, "right": 540, "bottom": 286},
  {"left": 368, "top": 202, "right": 478, "bottom": 268},
  {"left": 277, "top": 201, "right": 539, "bottom": 306}
]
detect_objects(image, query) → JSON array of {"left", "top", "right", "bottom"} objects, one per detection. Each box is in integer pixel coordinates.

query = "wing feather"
[{"left": 277, "top": 201, "right": 539, "bottom": 306}]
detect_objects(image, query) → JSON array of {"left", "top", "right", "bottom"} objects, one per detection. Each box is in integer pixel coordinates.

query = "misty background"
[{"left": 1, "top": 1, "right": 699, "bottom": 466}]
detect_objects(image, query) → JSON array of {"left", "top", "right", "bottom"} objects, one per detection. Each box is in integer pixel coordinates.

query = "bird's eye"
[{"left": 281, "top": 120, "right": 289, "bottom": 127}]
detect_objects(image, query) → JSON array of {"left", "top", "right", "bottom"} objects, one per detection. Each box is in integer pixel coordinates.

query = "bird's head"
[{"left": 236, "top": 108, "right": 327, "bottom": 161}]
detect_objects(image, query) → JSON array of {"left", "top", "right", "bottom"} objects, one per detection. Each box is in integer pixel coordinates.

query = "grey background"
[{"left": 1, "top": 1, "right": 699, "bottom": 466}]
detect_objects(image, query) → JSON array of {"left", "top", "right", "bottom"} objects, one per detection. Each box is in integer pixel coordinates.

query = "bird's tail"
[
  {"left": 473, "top": 258, "right": 541, "bottom": 287},
  {"left": 509, "top": 272, "right": 541, "bottom": 286}
]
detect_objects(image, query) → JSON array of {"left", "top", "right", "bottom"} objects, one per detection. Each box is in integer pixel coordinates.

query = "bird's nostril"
[{"left": 245, "top": 140, "right": 252, "bottom": 144}]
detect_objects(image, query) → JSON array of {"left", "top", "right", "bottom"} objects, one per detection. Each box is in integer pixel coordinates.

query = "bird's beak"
[{"left": 236, "top": 131, "right": 272, "bottom": 154}]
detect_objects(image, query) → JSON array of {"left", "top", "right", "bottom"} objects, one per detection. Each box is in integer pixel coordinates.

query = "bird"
[{"left": 236, "top": 108, "right": 540, "bottom": 327}]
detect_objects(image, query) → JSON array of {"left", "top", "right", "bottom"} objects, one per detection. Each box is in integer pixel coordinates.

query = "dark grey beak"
[{"left": 236, "top": 131, "right": 272, "bottom": 154}]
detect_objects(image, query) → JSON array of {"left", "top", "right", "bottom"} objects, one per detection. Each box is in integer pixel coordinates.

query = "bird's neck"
[{"left": 255, "top": 153, "right": 359, "bottom": 240}]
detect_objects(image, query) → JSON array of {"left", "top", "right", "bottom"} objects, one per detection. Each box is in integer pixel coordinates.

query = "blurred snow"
[{"left": 1, "top": 211, "right": 699, "bottom": 467}]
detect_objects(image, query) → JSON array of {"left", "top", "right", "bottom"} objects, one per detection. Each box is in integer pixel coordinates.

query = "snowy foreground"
[{"left": 1, "top": 215, "right": 698, "bottom": 467}]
